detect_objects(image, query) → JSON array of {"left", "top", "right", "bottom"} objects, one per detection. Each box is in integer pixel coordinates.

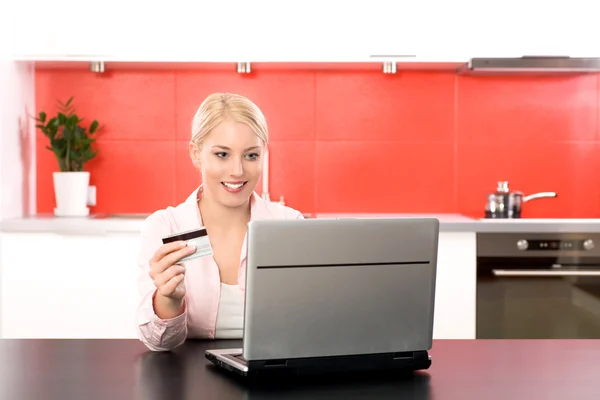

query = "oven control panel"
[
  {"left": 477, "top": 233, "right": 600, "bottom": 258},
  {"left": 516, "top": 239, "right": 595, "bottom": 251}
]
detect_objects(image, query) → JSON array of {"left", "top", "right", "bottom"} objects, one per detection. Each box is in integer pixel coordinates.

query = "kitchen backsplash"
[{"left": 34, "top": 67, "right": 600, "bottom": 218}]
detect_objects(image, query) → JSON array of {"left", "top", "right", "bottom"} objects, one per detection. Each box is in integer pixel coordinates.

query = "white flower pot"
[{"left": 53, "top": 171, "right": 90, "bottom": 217}]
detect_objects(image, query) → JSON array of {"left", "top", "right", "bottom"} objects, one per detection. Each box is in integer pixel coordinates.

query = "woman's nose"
[{"left": 229, "top": 159, "right": 244, "bottom": 176}]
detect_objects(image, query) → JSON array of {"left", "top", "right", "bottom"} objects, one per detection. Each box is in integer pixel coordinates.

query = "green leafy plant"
[{"left": 35, "top": 96, "right": 99, "bottom": 172}]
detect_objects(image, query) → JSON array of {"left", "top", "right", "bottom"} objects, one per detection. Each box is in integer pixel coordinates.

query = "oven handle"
[{"left": 492, "top": 269, "right": 600, "bottom": 277}]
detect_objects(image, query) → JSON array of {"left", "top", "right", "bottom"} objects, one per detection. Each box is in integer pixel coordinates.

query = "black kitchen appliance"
[
  {"left": 477, "top": 231, "right": 600, "bottom": 339},
  {"left": 484, "top": 181, "right": 557, "bottom": 218}
]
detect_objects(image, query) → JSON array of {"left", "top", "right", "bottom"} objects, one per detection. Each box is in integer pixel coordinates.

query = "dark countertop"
[{"left": 0, "top": 339, "right": 598, "bottom": 399}]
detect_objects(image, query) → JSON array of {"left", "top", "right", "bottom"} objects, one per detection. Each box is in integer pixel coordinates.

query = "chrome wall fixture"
[
  {"left": 382, "top": 61, "right": 397, "bottom": 74},
  {"left": 89, "top": 61, "right": 105, "bottom": 73},
  {"left": 236, "top": 62, "right": 251, "bottom": 74}
]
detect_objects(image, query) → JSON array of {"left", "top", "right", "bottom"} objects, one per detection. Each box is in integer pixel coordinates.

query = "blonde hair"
[{"left": 191, "top": 93, "right": 268, "bottom": 145}]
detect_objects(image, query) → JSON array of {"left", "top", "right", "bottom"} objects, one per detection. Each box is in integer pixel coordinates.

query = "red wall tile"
[
  {"left": 90, "top": 141, "right": 177, "bottom": 213},
  {"left": 457, "top": 75, "right": 598, "bottom": 143},
  {"left": 35, "top": 70, "right": 177, "bottom": 141},
  {"left": 456, "top": 74, "right": 600, "bottom": 218},
  {"left": 315, "top": 141, "right": 456, "bottom": 213},
  {"left": 34, "top": 67, "right": 600, "bottom": 218},
  {"left": 315, "top": 71, "right": 455, "bottom": 142},
  {"left": 174, "top": 70, "right": 315, "bottom": 142},
  {"left": 457, "top": 141, "right": 600, "bottom": 218}
]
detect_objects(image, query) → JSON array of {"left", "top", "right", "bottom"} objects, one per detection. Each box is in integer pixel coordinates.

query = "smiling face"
[{"left": 190, "top": 118, "right": 265, "bottom": 208}]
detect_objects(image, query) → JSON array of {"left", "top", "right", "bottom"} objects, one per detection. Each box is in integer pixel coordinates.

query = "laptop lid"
[{"left": 242, "top": 217, "right": 439, "bottom": 361}]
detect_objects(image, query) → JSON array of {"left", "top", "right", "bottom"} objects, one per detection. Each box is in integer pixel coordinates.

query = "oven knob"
[
  {"left": 517, "top": 239, "right": 529, "bottom": 250},
  {"left": 583, "top": 239, "right": 595, "bottom": 250}
]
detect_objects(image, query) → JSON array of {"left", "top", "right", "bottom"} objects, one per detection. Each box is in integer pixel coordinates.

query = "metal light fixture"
[
  {"left": 236, "top": 62, "right": 251, "bottom": 74},
  {"left": 382, "top": 61, "right": 397, "bottom": 74},
  {"left": 90, "top": 61, "right": 105, "bottom": 73}
]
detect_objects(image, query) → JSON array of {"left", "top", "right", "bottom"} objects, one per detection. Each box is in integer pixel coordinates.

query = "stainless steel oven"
[{"left": 476, "top": 232, "right": 600, "bottom": 339}]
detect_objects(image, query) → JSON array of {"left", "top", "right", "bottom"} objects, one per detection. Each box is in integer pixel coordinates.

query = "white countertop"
[
  {"left": 476, "top": 218, "right": 600, "bottom": 223},
  {"left": 1, "top": 213, "right": 600, "bottom": 234},
  {"left": 0, "top": 214, "right": 147, "bottom": 235},
  {"left": 314, "top": 213, "right": 475, "bottom": 223}
]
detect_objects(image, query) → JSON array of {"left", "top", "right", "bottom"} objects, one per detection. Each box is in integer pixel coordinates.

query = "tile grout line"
[
  {"left": 313, "top": 71, "right": 318, "bottom": 215},
  {"left": 597, "top": 74, "right": 600, "bottom": 217},
  {"left": 597, "top": 74, "right": 599, "bottom": 143},
  {"left": 453, "top": 74, "right": 459, "bottom": 214},
  {"left": 172, "top": 71, "right": 178, "bottom": 206}
]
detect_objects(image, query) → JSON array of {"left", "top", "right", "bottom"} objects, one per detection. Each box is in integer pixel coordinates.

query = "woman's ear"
[{"left": 189, "top": 142, "right": 201, "bottom": 166}]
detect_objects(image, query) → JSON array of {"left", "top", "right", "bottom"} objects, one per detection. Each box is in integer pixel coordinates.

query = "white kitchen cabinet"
[
  {"left": 8, "top": 1, "right": 460, "bottom": 63},
  {"left": 0, "top": 231, "right": 141, "bottom": 339},
  {"left": 463, "top": 0, "right": 600, "bottom": 58},
  {"left": 22, "top": 1, "right": 600, "bottom": 63},
  {"left": 10, "top": 0, "right": 114, "bottom": 60},
  {"left": 11, "top": 1, "right": 600, "bottom": 63},
  {"left": 0, "top": 227, "right": 477, "bottom": 339},
  {"left": 433, "top": 232, "right": 477, "bottom": 339}
]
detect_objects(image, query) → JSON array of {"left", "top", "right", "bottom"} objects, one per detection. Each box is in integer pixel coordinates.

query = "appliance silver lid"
[{"left": 458, "top": 56, "right": 600, "bottom": 75}]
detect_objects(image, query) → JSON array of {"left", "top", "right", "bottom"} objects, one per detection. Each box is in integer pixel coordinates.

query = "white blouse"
[{"left": 214, "top": 283, "right": 245, "bottom": 339}]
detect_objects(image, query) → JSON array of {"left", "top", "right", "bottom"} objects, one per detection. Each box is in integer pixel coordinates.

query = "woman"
[{"left": 136, "top": 93, "right": 304, "bottom": 351}]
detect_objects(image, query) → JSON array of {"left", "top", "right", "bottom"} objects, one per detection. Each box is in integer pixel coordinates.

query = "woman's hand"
[{"left": 149, "top": 241, "right": 195, "bottom": 318}]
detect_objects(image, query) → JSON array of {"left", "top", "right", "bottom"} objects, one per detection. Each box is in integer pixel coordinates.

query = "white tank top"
[{"left": 214, "top": 283, "right": 244, "bottom": 339}]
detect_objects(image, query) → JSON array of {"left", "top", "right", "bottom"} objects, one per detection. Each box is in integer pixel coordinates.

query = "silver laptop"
[{"left": 205, "top": 217, "right": 439, "bottom": 377}]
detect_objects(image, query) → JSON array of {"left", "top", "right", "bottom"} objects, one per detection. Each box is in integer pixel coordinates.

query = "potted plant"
[{"left": 35, "top": 97, "right": 99, "bottom": 217}]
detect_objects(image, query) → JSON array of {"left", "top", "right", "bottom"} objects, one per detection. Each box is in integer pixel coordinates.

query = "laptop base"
[{"left": 205, "top": 348, "right": 431, "bottom": 378}]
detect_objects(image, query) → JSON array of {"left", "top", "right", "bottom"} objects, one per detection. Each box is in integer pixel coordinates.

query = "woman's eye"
[
  {"left": 215, "top": 152, "right": 228, "bottom": 158},
  {"left": 246, "top": 153, "right": 259, "bottom": 160}
]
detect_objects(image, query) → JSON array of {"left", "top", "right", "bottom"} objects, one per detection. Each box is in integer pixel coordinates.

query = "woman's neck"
[{"left": 198, "top": 193, "right": 251, "bottom": 230}]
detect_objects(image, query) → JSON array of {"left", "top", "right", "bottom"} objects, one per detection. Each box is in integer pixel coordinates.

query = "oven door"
[{"left": 476, "top": 233, "right": 600, "bottom": 339}]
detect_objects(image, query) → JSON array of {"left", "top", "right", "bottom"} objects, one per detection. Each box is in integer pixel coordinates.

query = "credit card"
[{"left": 162, "top": 227, "right": 214, "bottom": 263}]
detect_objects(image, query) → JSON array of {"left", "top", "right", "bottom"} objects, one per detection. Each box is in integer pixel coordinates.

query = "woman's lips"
[{"left": 221, "top": 181, "right": 247, "bottom": 193}]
